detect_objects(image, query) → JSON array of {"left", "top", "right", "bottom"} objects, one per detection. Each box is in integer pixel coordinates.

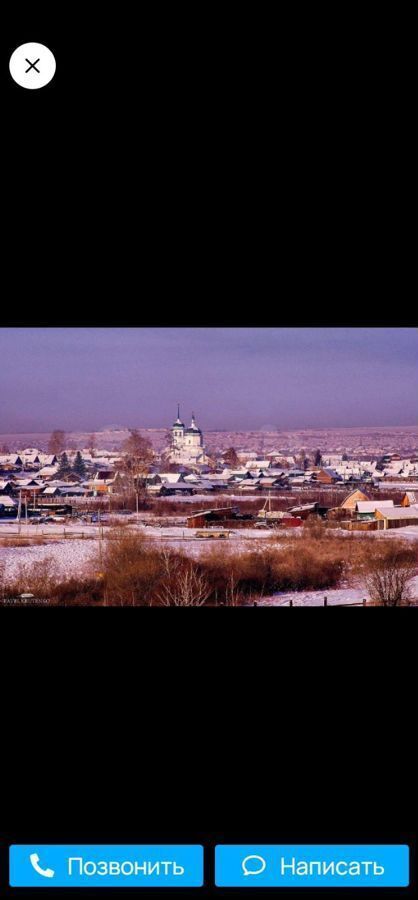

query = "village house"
[
  {"left": 88, "top": 470, "right": 116, "bottom": 495},
  {"left": 0, "top": 454, "right": 23, "bottom": 471},
  {"left": 11, "top": 478, "right": 45, "bottom": 499},
  {"left": 375, "top": 505, "right": 418, "bottom": 529},
  {"left": 38, "top": 464, "right": 59, "bottom": 479},
  {"left": 40, "top": 454, "right": 58, "bottom": 467},
  {"left": 0, "top": 480, "right": 15, "bottom": 496},
  {"left": 245, "top": 458, "right": 271, "bottom": 470},
  {"left": 356, "top": 500, "right": 394, "bottom": 519},
  {"left": 339, "top": 489, "right": 370, "bottom": 511},
  {"left": 287, "top": 502, "right": 320, "bottom": 520},
  {"left": 186, "top": 506, "right": 252, "bottom": 529},
  {"left": 401, "top": 491, "right": 417, "bottom": 507},
  {"left": 20, "top": 449, "right": 42, "bottom": 467},
  {"left": 311, "top": 467, "right": 339, "bottom": 485},
  {"left": 326, "top": 488, "right": 371, "bottom": 521},
  {"left": 0, "top": 495, "right": 18, "bottom": 515},
  {"left": 42, "top": 485, "right": 63, "bottom": 498}
]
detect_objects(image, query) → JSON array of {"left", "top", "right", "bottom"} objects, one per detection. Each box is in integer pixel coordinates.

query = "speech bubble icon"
[{"left": 242, "top": 854, "right": 267, "bottom": 876}]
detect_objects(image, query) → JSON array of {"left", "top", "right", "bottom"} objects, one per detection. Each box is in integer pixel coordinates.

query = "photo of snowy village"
[{"left": 0, "top": 328, "right": 417, "bottom": 607}]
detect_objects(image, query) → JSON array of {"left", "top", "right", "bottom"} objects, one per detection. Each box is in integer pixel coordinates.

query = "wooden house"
[
  {"left": 375, "top": 506, "right": 418, "bottom": 529},
  {"left": 338, "top": 489, "right": 370, "bottom": 515},
  {"left": 401, "top": 491, "right": 417, "bottom": 507}
]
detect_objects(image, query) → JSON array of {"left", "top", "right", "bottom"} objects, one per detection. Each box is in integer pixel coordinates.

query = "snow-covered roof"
[
  {"left": 59, "top": 486, "right": 87, "bottom": 495},
  {"left": 205, "top": 472, "right": 230, "bottom": 480},
  {"left": 356, "top": 500, "right": 394, "bottom": 513},
  {"left": 40, "top": 455, "right": 57, "bottom": 466},
  {"left": 159, "top": 473, "right": 184, "bottom": 483},
  {"left": 376, "top": 506, "right": 418, "bottom": 520},
  {"left": 254, "top": 476, "right": 283, "bottom": 485},
  {"left": 245, "top": 459, "right": 271, "bottom": 469},
  {"left": 340, "top": 489, "right": 369, "bottom": 504},
  {"left": 14, "top": 478, "right": 44, "bottom": 487},
  {"left": 0, "top": 495, "right": 17, "bottom": 506},
  {"left": 322, "top": 467, "right": 339, "bottom": 478},
  {"left": 38, "top": 466, "right": 58, "bottom": 477},
  {"left": 288, "top": 503, "right": 318, "bottom": 512}
]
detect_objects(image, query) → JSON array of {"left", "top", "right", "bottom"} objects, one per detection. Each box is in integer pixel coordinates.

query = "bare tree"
[
  {"left": 123, "top": 429, "right": 153, "bottom": 472},
  {"left": 48, "top": 430, "right": 66, "bottom": 455},
  {"left": 364, "top": 544, "right": 416, "bottom": 607},
  {"left": 101, "top": 530, "right": 161, "bottom": 606},
  {"left": 88, "top": 433, "right": 96, "bottom": 454},
  {"left": 224, "top": 571, "right": 244, "bottom": 606},
  {"left": 314, "top": 449, "right": 322, "bottom": 467},
  {"left": 116, "top": 430, "right": 154, "bottom": 512},
  {"left": 157, "top": 553, "right": 211, "bottom": 607},
  {"left": 223, "top": 447, "right": 239, "bottom": 468},
  {"left": 160, "top": 430, "right": 175, "bottom": 465},
  {"left": 164, "top": 429, "right": 174, "bottom": 449}
]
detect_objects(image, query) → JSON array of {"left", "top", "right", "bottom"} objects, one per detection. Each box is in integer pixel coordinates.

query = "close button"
[{"left": 9, "top": 42, "right": 56, "bottom": 90}]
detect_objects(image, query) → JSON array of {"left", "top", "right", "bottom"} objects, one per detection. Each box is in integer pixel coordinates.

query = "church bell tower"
[{"left": 172, "top": 404, "right": 185, "bottom": 449}]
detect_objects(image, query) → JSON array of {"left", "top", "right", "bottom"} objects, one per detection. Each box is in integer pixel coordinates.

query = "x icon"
[{"left": 25, "top": 57, "right": 40, "bottom": 73}]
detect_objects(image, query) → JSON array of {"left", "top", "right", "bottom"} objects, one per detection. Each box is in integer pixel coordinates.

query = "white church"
[{"left": 167, "top": 406, "right": 209, "bottom": 466}]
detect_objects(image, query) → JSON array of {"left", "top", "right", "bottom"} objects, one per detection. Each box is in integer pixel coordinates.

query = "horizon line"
[{"left": 0, "top": 423, "right": 417, "bottom": 436}]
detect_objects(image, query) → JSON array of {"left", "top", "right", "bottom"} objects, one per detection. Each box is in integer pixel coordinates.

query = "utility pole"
[{"left": 98, "top": 508, "right": 103, "bottom": 565}]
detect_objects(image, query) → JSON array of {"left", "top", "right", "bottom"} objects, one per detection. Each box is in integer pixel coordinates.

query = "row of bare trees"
[{"left": 47, "top": 430, "right": 97, "bottom": 455}]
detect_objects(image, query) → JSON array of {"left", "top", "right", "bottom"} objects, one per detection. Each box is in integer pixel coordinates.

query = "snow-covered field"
[
  {"left": 0, "top": 521, "right": 275, "bottom": 579},
  {"left": 0, "top": 539, "right": 100, "bottom": 580},
  {"left": 260, "top": 587, "right": 368, "bottom": 607},
  {"left": 260, "top": 575, "right": 418, "bottom": 607},
  {"left": 1, "top": 518, "right": 417, "bottom": 603}
]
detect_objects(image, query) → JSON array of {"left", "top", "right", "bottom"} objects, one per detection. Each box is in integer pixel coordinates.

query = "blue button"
[
  {"left": 9, "top": 845, "right": 203, "bottom": 888},
  {"left": 215, "top": 845, "right": 409, "bottom": 888}
]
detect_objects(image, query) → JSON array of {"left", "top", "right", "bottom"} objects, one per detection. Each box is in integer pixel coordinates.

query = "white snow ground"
[
  {"left": 1, "top": 519, "right": 417, "bottom": 603},
  {"left": 0, "top": 539, "right": 100, "bottom": 580},
  {"left": 259, "top": 575, "right": 418, "bottom": 607}
]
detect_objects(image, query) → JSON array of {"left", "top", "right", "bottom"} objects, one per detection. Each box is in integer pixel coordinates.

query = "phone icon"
[{"left": 29, "top": 852, "right": 55, "bottom": 878}]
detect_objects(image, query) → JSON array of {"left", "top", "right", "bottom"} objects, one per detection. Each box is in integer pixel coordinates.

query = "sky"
[{"left": 0, "top": 328, "right": 417, "bottom": 432}]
